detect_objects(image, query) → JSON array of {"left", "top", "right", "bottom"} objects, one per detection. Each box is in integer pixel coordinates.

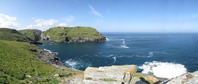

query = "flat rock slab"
[
  {"left": 167, "top": 71, "right": 198, "bottom": 84},
  {"left": 84, "top": 65, "right": 137, "bottom": 84}
]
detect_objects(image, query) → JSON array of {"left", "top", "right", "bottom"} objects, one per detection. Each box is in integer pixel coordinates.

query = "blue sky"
[{"left": 0, "top": 0, "right": 198, "bottom": 32}]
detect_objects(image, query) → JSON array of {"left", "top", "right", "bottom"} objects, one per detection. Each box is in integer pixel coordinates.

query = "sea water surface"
[{"left": 38, "top": 33, "right": 198, "bottom": 79}]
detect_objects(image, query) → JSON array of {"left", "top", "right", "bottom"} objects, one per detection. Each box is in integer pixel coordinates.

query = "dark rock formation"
[
  {"left": 34, "top": 47, "right": 68, "bottom": 69},
  {"left": 19, "top": 29, "right": 42, "bottom": 41}
]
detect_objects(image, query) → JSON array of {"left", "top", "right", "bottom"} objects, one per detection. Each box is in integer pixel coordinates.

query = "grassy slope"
[
  {"left": 43, "top": 27, "right": 104, "bottom": 41},
  {"left": 19, "top": 29, "right": 42, "bottom": 41},
  {"left": 0, "top": 28, "right": 30, "bottom": 42},
  {"left": 0, "top": 40, "right": 82, "bottom": 84}
]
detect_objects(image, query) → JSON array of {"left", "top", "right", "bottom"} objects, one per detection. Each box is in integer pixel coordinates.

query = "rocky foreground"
[{"left": 59, "top": 65, "right": 198, "bottom": 84}]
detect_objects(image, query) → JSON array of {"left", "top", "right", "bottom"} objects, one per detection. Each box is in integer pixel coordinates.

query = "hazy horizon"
[{"left": 0, "top": 0, "right": 198, "bottom": 32}]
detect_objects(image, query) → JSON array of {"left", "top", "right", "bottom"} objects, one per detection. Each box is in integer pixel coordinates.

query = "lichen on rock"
[{"left": 83, "top": 65, "right": 137, "bottom": 84}]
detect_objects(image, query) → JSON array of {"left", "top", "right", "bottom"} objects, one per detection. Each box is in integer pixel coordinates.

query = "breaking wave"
[
  {"left": 113, "top": 57, "right": 116, "bottom": 63},
  {"left": 139, "top": 61, "right": 187, "bottom": 79},
  {"left": 65, "top": 59, "right": 91, "bottom": 69},
  {"left": 148, "top": 51, "right": 154, "bottom": 57},
  {"left": 106, "top": 38, "right": 110, "bottom": 41},
  {"left": 44, "top": 49, "right": 58, "bottom": 54},
  {"left": 44, "top": 49, "right": 52, "bottom": 53},
  {"left": 120, "top": 39, "right": 129, "bottom": 48}
]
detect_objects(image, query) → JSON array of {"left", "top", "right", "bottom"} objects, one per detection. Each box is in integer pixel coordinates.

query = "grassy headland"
[
  {"left": 0, "top": 28, "right": 30, "bottom": 42},
  {"left": 0, "top": 28, "right": 82, "bottom": 84},
  {"left": 41, "top": 27, "right": 106, "bottom": 42}
]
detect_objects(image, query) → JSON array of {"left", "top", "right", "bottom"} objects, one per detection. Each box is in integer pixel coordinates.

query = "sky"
[{"left": 0, "top": 0, "right": 198, "bottom": 32}]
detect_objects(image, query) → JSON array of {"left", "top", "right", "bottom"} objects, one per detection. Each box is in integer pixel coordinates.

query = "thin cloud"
[
  {"left": 88, "top": 4, "right": 103, "bottom": 18},
  {"left": 65, "top": 16, "right": 74, "bottom": 23},
  {"left": 58, "top": 23, "right": 67, "bottom": 27},
  {"left": 27, "top": 19, "right": 58, "bottom": 31}
]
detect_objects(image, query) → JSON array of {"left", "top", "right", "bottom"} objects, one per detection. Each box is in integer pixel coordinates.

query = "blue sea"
[{"left": 38, "top": 33, "right": 198, "bottom": 78}]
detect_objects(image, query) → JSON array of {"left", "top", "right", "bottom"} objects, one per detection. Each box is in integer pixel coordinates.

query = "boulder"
[
  {"left": 166, "top": 70, "right": 198, "bottom": 84},
  {"left": 84, "top": 65, "right": 137, "bottom": 84},
  {"left": 143, "top": 76, "right": 160, "bottom": 84},
  {"left": 54, "top": 74, "right": 59, "bottom": 77}
]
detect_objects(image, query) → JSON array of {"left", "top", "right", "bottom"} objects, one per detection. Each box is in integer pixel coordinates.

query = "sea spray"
[
  {"left": 65, "top": 59, "right": 91, "bottom": 70},
  {"left": 113, "top": 57, "right": 116, "bottom": 63},
  {"left": 106, "top": 38, "right": 110, "bottom": 41},
  {"left": 120, "top": 39, "right": 129, "bottom": 48},
  {"left": 139, "top": 61, "right": 187, "bottom": 79},
  {"left": 44, "top": 49, "right": 52, "bottom": 53}
]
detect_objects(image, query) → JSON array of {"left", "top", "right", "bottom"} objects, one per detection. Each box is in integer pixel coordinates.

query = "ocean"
[{"left": 38, "top": 33, "right": 198, "bottom": 79}]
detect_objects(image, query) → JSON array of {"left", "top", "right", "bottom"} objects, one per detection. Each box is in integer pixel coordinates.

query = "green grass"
[
  {"left": 0, "top": 40, "right": 82, "bottom": 84},
  {"left": 19, "top": 29, "right": 42, "bottom": 41},
  {"left": 42, "top": 26, "right": 104, "bottom": 42},
  {"left": 103, "top": 78, "right": 116, "bottom": 81},
  {"left": 0, "top": 28, "right": 30, "bottom": 42}
]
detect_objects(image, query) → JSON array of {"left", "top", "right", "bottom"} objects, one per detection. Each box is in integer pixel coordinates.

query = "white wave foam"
[
  {"left": 106, "top": 54, "right": 114, "bottom": 57},
  {"left": 44, "top": 49, "right": 52, "bottom": 53},
  {"left": 65, "top": 59, "right": 91, "bottom": 69},
  {"left": 113, "top": 57, "right": 116, "bottom": 63},
  {"left": 139, "top": 61, "right": 187, "bottom": 79},
  {"left": 148, "top": 51, "right": 154, "bottom": 57},
  {"left": 65, "top": 59, "right": 79, "bottom": 68},
  {"left": 120, "top": 39, "right": 129, "bottom": 48},
  {"left": 106, "top": 38, "right": 110, "bottom": 41}
]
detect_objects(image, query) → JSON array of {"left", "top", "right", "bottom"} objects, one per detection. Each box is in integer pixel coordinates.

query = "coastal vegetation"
[
  {"left": 41, "top": 27, "right": 106, "bottom": 42},
  {"left": 0, "top": 40, "right": 82, "bottom": 83},
  {"left": 19, "top": 29, "right": 42, "bottom": 41},
  {"left": 0, "top": 28, "right": 30, "bottom": 42},
  {"left": 0, "top": 28, "right": 83, "bottom": 84}
]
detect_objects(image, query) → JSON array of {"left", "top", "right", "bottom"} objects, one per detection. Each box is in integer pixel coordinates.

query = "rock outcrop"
[
  {"left": 84, "top": 65, "right": 137, "bottom": 84},
  {"left": 62, "top": 65, "right": 162, "bottom": 84},
  {"left": 60, "top": 65, "right": 198, "bottom": 84},
  {"left": 33, "top": 47, "right": 68, "bottom": 69},
  {"left": 166, "top": 71, "right": 198, "bottom": 84},
  {"left": 41, "top": 27, "right": 106, "bottom": 43},
  {"left": 19, "top": 29, "right": 42, "bottom": 41}
]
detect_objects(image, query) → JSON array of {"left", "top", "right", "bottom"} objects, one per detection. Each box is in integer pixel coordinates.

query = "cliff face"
[
  {"left": 41, "top": 27, "right": 106, "bottom": 43},
  {"left": 34, "top": 47, "right": 68, "bottom": 69},
  {"left": 19, "top": 29, "right": 42, "bottom": 41}
]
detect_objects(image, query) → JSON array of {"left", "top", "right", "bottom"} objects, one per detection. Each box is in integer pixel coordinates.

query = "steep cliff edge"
[
  {"left": 41, "top": 27, "right": 106, "bottom": 42},
  {"left": 19, "top": 29, "right": 42, "bottom": 41}
]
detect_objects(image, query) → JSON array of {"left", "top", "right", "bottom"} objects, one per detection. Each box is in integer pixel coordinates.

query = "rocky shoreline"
[{"left": 32, "top": 45, "right": 68, "bottom": 69}]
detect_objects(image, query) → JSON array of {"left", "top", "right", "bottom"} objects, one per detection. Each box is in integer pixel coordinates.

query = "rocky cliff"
[
  {"left": 41, "top": 27, "right": 106, "bottom": 42},
  {"left": 32, "top": 47, "right": 68, "bottom": 69},
  {"left": 19, "top": 29, "right": 42, "bottom": 41}
]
